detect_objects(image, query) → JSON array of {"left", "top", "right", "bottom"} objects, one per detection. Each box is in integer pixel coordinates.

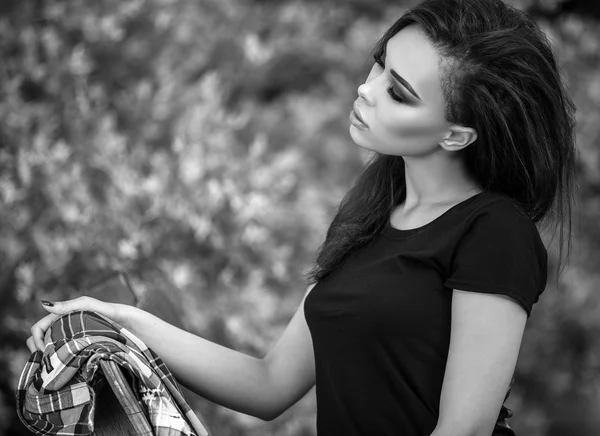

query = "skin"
[
  {"left": 27, "top": 24, "right": 528, "bottom": 436},
  {"left": 350, "top": 24, "right": 483, "bottom": 227}
]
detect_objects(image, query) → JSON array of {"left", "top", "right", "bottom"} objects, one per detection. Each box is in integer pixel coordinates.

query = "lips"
[{"left": 352, "top": 102, "right": 368, "bottom": 127}]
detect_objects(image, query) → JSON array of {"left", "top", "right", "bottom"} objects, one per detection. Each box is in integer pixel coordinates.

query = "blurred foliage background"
[{"left": 1, "top": 0, "right": 600, "bottom": 435}]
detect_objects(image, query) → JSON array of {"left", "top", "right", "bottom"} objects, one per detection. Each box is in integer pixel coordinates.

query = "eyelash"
[{"left": 373, "top": 52, "right": 407, "bottom": 104}]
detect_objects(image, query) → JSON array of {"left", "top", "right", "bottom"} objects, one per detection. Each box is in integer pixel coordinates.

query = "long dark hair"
[{"left": 307, "top": 0, "right": 577, "bottom": 286}]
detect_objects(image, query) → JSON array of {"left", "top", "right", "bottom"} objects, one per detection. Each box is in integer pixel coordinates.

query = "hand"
[{"left": 26, "top": 296, "right": 128, "bottom": 353}]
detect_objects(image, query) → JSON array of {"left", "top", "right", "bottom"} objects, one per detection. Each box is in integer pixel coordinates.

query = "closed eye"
[{"left": 373, "top": 52, "right": 408, "bottom": 104}]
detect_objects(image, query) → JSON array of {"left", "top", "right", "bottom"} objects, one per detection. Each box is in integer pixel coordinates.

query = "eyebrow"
[
  {"left": 390, "top": 69, "right": 421, "bottom": 101},
  {"left": 382, "top": 41, "right": 422, "bottom": 101}
]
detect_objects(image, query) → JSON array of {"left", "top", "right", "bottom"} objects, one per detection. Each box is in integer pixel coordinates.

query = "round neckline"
[{"left": 383, "top": 191, "right": 487, "bottom": 240}]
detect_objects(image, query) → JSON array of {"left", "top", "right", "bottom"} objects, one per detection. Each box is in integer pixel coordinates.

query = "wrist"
[{"left": 112, "top": 303, "right": 144, "bottom": 332}]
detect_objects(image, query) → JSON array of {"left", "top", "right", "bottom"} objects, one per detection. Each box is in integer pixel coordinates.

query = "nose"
[{"left": 357, "top": 82, "right": 375, "bottom": 106}]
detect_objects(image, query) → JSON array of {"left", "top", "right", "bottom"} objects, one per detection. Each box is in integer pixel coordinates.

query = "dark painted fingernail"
[{"left": 40, "top": 300, "right": 54, "bottom": 307}]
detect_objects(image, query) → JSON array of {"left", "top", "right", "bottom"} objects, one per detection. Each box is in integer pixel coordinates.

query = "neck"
[{"left": 402, "top": 152, "right": 481, "bottom": 208}]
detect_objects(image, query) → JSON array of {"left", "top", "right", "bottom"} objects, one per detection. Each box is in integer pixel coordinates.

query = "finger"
[
  {"left": 26, "top": 336, "right": 36, "bottom": 353},
  {"left": 33, "top": 296, "right": 119, "bottom": 351},
  {"left": 30, "top": 313, "right": 60, "bottom": 351},
  {"left": 41, "top": 296, "right": 115, "bottom": 318}
]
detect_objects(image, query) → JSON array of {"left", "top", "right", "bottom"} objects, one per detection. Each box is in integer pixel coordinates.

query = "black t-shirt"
[{"left": 304, "top": 191, "right": 548, "bottom": 436}]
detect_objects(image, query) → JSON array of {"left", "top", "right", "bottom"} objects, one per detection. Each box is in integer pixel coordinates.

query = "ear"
[{"left": 439, "top": 125, "right": 478, "bottom": 152}]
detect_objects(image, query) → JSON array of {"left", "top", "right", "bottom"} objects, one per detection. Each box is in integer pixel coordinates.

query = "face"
[{"left": 349, "top": 24, "right": 451, "bottom": 157}]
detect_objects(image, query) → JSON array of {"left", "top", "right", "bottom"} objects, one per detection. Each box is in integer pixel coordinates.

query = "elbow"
[
  {"left": 250, "top": 397, "right": 287, "bottom": 422},
  {"left": 260, "top": 413, "right": 279, "bottom": 422},
  {"left": 431, "top": 431, "right": 477, "bottom": 436},
  {"left": 259, "top": 405, "right": 288, "bottom": 422},
  {"left": 255, "top": 408, "right": 277, "bottom": 422},
  {"left": 431, "top": 425, "right": 492, "bottom": 436},
  {"left": 239, "top": 408, "right": 279, "bottom": 422}
]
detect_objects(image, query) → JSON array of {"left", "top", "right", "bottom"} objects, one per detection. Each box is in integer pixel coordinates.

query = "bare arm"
[
  {"left": 264, "top": 283, "right": 316, "bottom": 418},
  {"left": 124, "top": 284, "right": 316, "bottom": 420},
  {"left": 122, "top": 306, "right": 273, "bottom": 419},
  {"left": 431, "top": 289, "right": 527, "bottom": 436},
  {"left": 29, "top": 285, "right": 317, "bottom": 421}
]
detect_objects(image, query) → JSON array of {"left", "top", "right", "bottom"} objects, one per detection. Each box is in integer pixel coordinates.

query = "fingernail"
[{"left": 40, "top": 300, "right": 54, "bottom": 307}]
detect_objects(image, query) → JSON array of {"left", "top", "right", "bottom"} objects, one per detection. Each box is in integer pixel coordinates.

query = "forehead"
[{"left": 385, "top": 25, "right": 444, "bottom": 104}]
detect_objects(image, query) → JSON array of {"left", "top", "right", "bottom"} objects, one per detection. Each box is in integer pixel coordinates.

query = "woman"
[{"left": 26, "top": 0, "right": 576, "bottom": 435}]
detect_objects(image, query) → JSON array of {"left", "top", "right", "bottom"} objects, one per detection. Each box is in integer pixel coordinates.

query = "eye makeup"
[{"left": 373, "top": 49, "right": 422, "bottom": 103}]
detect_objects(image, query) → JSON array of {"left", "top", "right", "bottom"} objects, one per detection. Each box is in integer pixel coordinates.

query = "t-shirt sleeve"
[{"left": 443, "top": 200, "right": 548, "bottom": 317}]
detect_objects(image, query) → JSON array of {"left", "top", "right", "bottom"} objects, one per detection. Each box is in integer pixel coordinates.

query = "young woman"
[{"left": 26, "top": 0, "right": 576, "bottom": 435}]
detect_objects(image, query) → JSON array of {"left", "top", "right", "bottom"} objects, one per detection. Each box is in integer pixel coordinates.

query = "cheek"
[{"left": 377, "top": 105, "right": 446, "bottom": 142}]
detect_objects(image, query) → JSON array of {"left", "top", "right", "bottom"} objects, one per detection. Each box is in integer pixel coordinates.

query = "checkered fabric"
[{"left": 16, "top": 310, "right": 210, "bottom": 436}]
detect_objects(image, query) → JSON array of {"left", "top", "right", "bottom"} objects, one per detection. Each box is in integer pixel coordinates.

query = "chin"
[
  {"left": 351, "top": 130, "right": 390, "bottom": 155},
  {"left": 349, "top": 126, "right": 375, "bottom": 150}
]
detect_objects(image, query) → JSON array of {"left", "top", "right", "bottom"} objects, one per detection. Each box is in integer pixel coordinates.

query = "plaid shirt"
[{"left": 16, "top": 310, "right": 210, "bottom": 436}]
